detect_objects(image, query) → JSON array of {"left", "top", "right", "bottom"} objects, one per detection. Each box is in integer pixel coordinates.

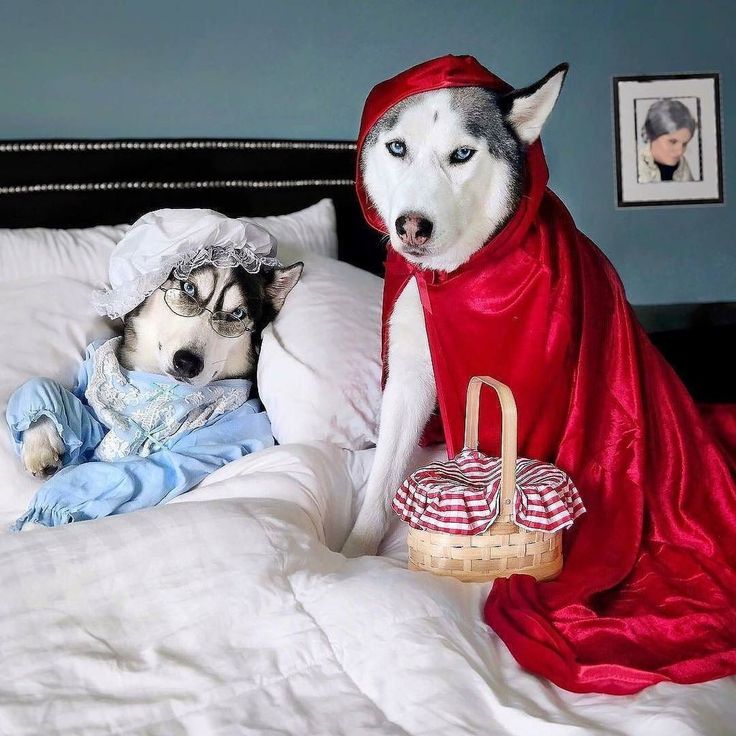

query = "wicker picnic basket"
[{"left": 406, "top": 376, "right": 564, "bottom": 583}]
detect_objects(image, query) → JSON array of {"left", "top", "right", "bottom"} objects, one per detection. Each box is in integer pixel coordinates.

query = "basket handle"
[{"left": 463, "top": 376, "right": 518, "bottom": 511}]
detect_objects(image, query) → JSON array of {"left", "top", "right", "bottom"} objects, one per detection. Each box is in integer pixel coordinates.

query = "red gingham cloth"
[{"left": 392, "top": 448, "right": 585, "bottom": 534}]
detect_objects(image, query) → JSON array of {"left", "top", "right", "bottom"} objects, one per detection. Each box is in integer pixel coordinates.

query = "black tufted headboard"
[{"left": 0, "top": 138, "right": 385, "bottom": 275}]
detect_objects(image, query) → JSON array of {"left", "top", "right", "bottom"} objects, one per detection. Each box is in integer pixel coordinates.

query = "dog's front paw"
[{"left": 21, "top": 416, "right": 64, "bottom": 479}]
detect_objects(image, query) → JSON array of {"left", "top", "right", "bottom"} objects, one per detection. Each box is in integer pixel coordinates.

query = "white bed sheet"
[{"left": 1, "top": 443, "right": 735, "bottom": 735}]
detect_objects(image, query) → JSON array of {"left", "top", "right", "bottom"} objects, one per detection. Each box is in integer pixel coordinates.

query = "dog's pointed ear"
[
  {"left": 266, "top": 262, "right": 303, "bottom": 312},
  {"left": 500, "top": 63, "right": 568, "bottom": 145}
]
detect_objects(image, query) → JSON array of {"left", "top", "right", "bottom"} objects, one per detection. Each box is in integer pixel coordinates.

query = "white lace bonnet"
[{"left": 92, "top": 208, "right": 280, "bottom": 319}]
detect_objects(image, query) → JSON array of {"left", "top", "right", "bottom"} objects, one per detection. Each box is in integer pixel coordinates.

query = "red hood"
[{"left": 355, "top": 54, "right": 549, "bottom": 250}]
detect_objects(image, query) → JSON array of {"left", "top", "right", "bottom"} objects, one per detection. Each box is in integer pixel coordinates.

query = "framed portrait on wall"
[{"left": 613, "top": 73, "right": 723, "bottom": 207}]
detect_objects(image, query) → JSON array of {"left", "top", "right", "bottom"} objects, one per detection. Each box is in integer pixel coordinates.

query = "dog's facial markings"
[
  {"left": 450, "top": 87, "right": 521, "bottom": 162},
  {"left": 361, "top": 88, "right": 521, "bottom": 271},
  {"left": 118, "top": 261, "right": 303, "bottom": 386},
  {"left": 360, "top": 65, "right": 567, "bottom": 272},
  {"left": 362, "top": 98, "right": 413, "bottom": 148}
]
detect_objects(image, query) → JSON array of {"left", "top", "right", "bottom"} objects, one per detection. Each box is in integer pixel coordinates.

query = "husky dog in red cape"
[
  {"left": 345, "top": 55, "right": 736, "bottom": 696},
  {"left": 343, "top": 58, "right": 569, "bottom": 556}
]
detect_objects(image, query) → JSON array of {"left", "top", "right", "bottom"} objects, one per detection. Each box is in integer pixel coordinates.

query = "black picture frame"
[{"left": 612, "top": 73, "right": 723, "bottom": 208}]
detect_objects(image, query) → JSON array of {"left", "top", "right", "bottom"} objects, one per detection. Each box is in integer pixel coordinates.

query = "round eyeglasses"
[{"left": 159, "top": 286, "right": 253, "bottom": 338}]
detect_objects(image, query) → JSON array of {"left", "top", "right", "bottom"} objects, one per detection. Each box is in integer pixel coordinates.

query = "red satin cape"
[{"left": 357, "top": 55, "right": 736, "bottom": 695}]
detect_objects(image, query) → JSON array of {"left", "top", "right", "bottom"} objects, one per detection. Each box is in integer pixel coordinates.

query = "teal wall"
[{"left": 1, "top": 0, "right": 733, "bottom": 305}]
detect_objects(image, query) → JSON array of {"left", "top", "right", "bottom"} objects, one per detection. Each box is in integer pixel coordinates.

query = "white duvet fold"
[{"left": 1, "top": 443, "right": 735, "bottom": 735}]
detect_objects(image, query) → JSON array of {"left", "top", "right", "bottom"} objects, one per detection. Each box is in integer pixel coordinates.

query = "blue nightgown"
[{"left": 6, "top": 337, "right": 274, "bottom": 531}]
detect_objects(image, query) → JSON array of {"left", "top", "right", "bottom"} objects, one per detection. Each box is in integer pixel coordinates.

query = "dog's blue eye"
[
  {"left": 181, "top": 281, "right": 196, "bottom": 297},
  {"left": 386, "top": 140, "right": 406, "bottom": 158},
  {"left": 450, "top": 147, "right": 476, "bottom": 164},
  {"left": 231, "top": 307, "right": 245, "bottom": 320}
]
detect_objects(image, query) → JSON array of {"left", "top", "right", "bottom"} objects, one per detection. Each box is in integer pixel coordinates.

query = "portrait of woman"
[{"left": 637, "top": 98, "right": 698, "bottom": 183}]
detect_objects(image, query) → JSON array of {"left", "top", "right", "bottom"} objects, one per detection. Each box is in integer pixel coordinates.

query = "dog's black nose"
[
  {"left": 172, "top": 349, "right": 204, "bottom": 379},
  {"left": 395, "top": 213, "right": 433, "bottom": 248}
]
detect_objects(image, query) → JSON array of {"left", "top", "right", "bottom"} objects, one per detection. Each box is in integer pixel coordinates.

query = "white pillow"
[
  {"left": 248, "top": 198, "right": 337, "bottom": 260},
  {"left": 0, "top": 225, "right": 127, "bottom": 285},
  {"left": 257, "top": 245, "right": 382, "bottom": 450},
  {"left": 0, "top": 198, "right": 337, "bottom": 286}
]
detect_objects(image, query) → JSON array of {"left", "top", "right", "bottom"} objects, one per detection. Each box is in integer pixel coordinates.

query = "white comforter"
[{"left": 1, "top": 441, "right": 735, "bottom": 735}]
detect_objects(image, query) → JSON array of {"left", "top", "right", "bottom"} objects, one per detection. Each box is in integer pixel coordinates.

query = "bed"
[{"left": 0, "top": 138, "right": 734, "bottom": 736}]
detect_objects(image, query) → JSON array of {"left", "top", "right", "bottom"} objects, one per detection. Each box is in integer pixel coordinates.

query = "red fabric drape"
[{"left": 358, "top": 55, "right": 736, "bottom": 695}]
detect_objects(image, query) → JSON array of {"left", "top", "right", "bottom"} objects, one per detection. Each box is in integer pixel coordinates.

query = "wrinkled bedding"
[{"left": 1, "top": 442, "right": 736, "bottom": 735}]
